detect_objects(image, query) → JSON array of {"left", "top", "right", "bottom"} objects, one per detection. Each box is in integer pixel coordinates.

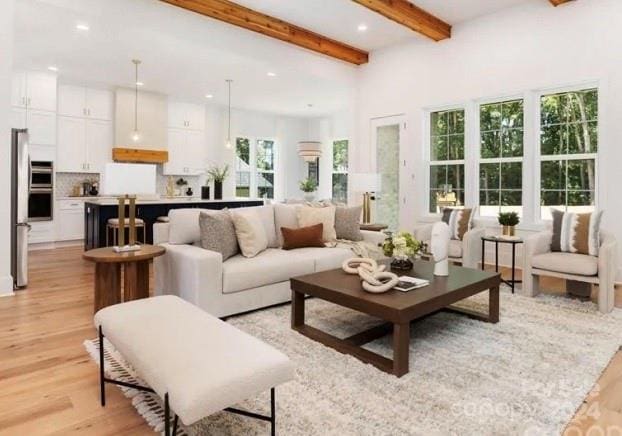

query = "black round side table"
[{"left": 481, "top": 236, "right": 523, "bottom": 293}]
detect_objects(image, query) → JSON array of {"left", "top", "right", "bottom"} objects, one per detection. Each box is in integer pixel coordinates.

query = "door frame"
[{"left": 369, "top": 114, "right": 407, "bottom": 230}]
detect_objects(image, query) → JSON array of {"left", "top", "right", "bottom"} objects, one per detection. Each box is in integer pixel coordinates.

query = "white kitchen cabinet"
[
  {"left": 85, "top": 119, "right": 112, "bottom": 173},
  {"left": 168, "top": 102, "right": 205, "bottom": 131},
  {"left": 56, "top": 200, "right": 85, "bottom": 241},
  {"left": 24, "top": 72, "right": 57, "bottom": 112},
  {"left": 163, "top": 128, "right": 206, "bottom": 176},
  {"left": 57, "top": 116, "right": 87, "bottom": 172},
  {"left": 27, "top": 110, "right": 56, "bottom": 145},
  {"left": 11, "top": 72, "right": 27, "bottom": 108},
  {"left": 10, "top": 108, "right": 27, "bottom": 129},
  {"left": 58, "top": 85, "right": 113, "bottom": 121},
  {"left": 57, "top": 116, "right": 112, "bottom": 173},
  {"left": 29, "top": 221, "right": 56, "bottom": 244}
]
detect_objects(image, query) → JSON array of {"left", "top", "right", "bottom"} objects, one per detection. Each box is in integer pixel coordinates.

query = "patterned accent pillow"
[
  {"left": 441, "top": 207, "right": 474, "bottom": 240},
  {"left": 198, "top": 211, "right": 239, "bottom": 261},
  {"left": 335, "top": 206, "right": 363, "bottom": 241},
  {"left": 297, "top": 206, "right": 337, "bottom": 242},
  {"left": 550, "top": 209, "right": 603, "bottom": 256}
]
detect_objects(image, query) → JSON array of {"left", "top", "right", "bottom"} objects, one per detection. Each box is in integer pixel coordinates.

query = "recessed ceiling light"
[
  {"left": 136, "top": 81, "right": 144, "bottom": 86},
  {"left": 47, "top": 66, "right": 58, "bottom": 72},
  {"left": 205, "top": 94, "right": 213, "bottom": 99},
  {"left": 76, "top": 23, "right": 90, "bottom": 31},
  {"left": 357, "top": 23, "right": 368, "bottom": 32},
  {"left": 267, "top": 72, "right": 276, "bottom": 77}
]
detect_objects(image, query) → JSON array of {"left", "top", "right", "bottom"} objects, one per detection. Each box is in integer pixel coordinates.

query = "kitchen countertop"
[{"left": 84, "top": 197, "right": 264, "bottom": 205}]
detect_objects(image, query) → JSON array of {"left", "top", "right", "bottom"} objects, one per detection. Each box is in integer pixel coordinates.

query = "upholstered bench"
[{"left": 94, "top": 295, "right": 294, "bottom": 435}]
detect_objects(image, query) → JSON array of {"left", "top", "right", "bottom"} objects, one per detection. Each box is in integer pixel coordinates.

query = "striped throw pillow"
[
  {"left": 441, "top": 207, "right": 474, "bottom": 240},
  {"left": 550, "top": 209, "right": 603, "bottom": 256}
]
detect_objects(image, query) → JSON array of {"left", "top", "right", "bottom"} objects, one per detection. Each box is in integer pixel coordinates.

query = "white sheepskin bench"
[{"left": 94, "top": 295, "right": 294, "bottom": 435}]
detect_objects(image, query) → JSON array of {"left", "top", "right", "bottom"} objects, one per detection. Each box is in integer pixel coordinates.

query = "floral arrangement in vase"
[
  {"left": 206, "top": 164, "right": 229, "bottom": 200},
  {"left": 382, "top": 231, "right": 422, "bottom": 270},
  {"left": 299, "top": 177, "right": 318, "bottom": 202}
]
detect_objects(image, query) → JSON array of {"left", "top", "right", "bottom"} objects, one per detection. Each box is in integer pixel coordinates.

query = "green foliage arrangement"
[
  {"left": 498, "top": 211, "right": 520, "bottom": 227},
  {"left": 299, "top": 178, "right": 318, "bottom": 193},
  {"left": 382, "top": 231, "right": 422, "bottom": 259},
  {"left": 206, "top": 164, "right": 230, "bottom": 184}
]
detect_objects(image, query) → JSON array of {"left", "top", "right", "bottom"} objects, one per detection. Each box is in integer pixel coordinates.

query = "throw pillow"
[
  {"left": 551, "top": 209, "right": 603, "bottom": 256},
  {"left": 198, "top": 211, "right": 238, "bottom": 260},
  {"left": 297, "top": 205, "right": 337, "bottom": 242},
  {"left": 230, "top": 209, "right": 269, "bottom": 258},
  {"left": 441, "top": 207, "right": 474, "bottom": 240},
  {"left": 235, "top": 205, "right": 278, "bottom": 248},
  {"left": 281, "top": 224, "right": 325, "bottom": 250},
  {"left": 335, "top": 205, "right": 363, "bottom": 241},
  {"left": 274, "top": 204, "right": 300, "bottom": 247}
]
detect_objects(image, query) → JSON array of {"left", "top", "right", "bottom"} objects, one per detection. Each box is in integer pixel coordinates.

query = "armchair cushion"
[
  {"left": 551, "top": 209, "right": 603, "bottom": 256},
  {"left": 449, "top": 240, "right": 463, "bottom": 258},
  {"left": 441, "top": 207, "right": 475, "bottom": 240},
  {"left": 531, "top": 252, "right": 598, "bottom": 276}
]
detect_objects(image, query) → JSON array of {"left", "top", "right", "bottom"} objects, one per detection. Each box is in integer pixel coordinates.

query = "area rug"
[{"left": 84, "top": 288, "right": 622, "bottom": 435}]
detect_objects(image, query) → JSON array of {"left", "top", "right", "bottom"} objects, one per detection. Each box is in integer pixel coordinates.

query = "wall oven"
[{"left": 28, "top": 161, "right": 53, "bottom": 221}]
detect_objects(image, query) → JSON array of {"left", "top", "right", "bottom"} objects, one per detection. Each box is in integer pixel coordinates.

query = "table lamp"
[{"left": 351, "top": 173, "right": 381, "bottom": 224}]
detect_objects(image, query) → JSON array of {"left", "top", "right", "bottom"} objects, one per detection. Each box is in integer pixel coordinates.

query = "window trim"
[{"left": 234, "top": 135, "right": 278, "bottom": 200}]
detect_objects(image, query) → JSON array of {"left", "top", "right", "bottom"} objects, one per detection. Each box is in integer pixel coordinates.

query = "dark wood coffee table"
[{"left": 290, "top": 260, "right": 501, "bottom": 377}]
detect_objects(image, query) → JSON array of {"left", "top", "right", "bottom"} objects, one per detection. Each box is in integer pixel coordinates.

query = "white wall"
[
  {"left": 0, "top": 0, "right": 15, "bottom": 295},
  {"left": 356, "top": 0, "right": 622, "bottom": 274}
]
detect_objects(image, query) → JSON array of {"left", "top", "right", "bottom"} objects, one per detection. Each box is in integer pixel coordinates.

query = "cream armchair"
[
  {"left": 522, "top": 230, "right": 617, "bottom": 313},
  {"left": 413, "top": 223, "right": 484, "bottom": 269}
]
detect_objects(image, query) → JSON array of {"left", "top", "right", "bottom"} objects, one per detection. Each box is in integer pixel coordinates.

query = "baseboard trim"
[{"left": 0, "top": 275, "right": 15, "bottom": 297}]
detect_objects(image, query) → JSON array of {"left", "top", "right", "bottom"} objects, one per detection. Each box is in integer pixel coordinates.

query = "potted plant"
[
  {"left": 382, "top": 231, "right": 422, "bottom": 270},
  {"left": 206, "top": 164, "right": 229, "bottom": 200},
  {"left": 498, "top": 211, "right": 520, "bottom": 237},
  {"left": 299, "top": 177, "right": 318, "bottom": 202}
]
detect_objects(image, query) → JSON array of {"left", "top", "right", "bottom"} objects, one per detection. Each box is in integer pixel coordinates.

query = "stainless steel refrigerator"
[{"left": 11, "top": 128, "right": 30, "bottom": 288}]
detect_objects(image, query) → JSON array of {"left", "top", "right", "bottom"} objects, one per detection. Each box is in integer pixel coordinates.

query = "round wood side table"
[{"left": 83, "top": 245, "right": 165, "bottom": 313}]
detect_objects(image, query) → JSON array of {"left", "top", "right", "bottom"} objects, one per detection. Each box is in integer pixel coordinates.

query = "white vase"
[{"left": 303, "top": 193, "right": 315, "bottom": 202}]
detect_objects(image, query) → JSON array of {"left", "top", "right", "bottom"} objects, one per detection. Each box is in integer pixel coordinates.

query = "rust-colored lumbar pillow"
[{"left": 281, "top": 223, "right": 326, "bottom": 250}]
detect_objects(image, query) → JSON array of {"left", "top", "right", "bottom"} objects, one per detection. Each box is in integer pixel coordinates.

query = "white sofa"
[
  {"left": 413, "top": 222, "right": 484, "bottom": 269},
  {"left": 154, "top": 205, "right": 386, "bottom": 318}
]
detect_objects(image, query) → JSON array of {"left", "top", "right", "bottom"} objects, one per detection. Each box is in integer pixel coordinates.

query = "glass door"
[{"left": 371, "top": 116, "right": 405, "bottom": 232}]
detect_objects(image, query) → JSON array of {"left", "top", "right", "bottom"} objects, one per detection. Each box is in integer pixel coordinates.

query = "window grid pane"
[
  {"left": 540, "top": 88, "right": 597, "bottom": 218},
  {"left": 235, "top": 137, "right": 251, "bottom": 197}
]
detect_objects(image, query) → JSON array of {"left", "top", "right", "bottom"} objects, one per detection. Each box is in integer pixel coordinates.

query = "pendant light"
[
  {"left": 225, "top": 79, "right": 233, "bottom": 149},
  {"left": 130, "top": 59, "right": 142, "bottom": 144}
]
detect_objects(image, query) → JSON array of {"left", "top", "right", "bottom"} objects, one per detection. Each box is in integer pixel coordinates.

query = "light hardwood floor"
[{"left": 0, "top": 246, "right": 620, "bottom": 435}]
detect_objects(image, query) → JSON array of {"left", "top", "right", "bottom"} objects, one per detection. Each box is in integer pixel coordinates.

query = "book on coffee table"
[{"left": 393, "top": 276, "right": 430, "bottom": 292}]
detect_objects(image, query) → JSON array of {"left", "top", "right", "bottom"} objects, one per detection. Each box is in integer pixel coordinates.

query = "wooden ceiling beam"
[
  {"left": 160, "top": 0, "right": 369, "bottom": 65},
  {"left": 549, "top": 0, "right": 574, "bottom": 5},
  {"left": 351, "top": 0, "right": 451, "bottom": 41}
]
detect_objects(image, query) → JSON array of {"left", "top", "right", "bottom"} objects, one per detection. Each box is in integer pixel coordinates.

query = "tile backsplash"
[
  {"left": 55, "top": 172, "right": 100, "bottom": 197},
  {"left": 56, "top": 167, "right": 202, "bottom": 197}
]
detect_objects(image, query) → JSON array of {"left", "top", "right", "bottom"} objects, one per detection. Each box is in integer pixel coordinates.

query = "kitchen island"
[{"left": 84, "top": 198, "right": 264, "bottom": 249}]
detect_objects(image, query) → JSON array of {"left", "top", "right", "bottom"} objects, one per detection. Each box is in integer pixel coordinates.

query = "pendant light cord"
[{"left": 133, "top": 59, "right": 141, "bottom": 132}]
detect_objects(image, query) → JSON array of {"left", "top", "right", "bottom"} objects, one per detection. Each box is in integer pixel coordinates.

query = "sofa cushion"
[
  {"left": 297, "top": 205, "right": 337, "bottom": 242},
  {"left": 293, "top": 246, "right": 354, "bottom": 272},
  {"left": 169, "top": 208, "right": 215, "bottom": 244},
  {"left": 237, "top": 205, "right": 278, "bottom": 248},
  {"left": 424, "top": 239, "right": 463, "bottom": 259},
  {"left": 335, "top": 206, "right": 363, "bottom": 241},
  {"left": 281, "top": 224, "right": 325, "bottom": 250},
  {"left": 230, "top": 209, "right": 268, "bottom": 258},
  {"left": 198, "top": 211, "right": 238, "bottom": 261},
  {"left": 275, "top": 204, "right": 300, "bottom": 246},
  {"left": 532, "top": 252, "right": 598, "bottom": 276},
  {"left": 222, "top": 249, "right": 315, "bottom": 294},
  {"left": 551, "top": 209, "right": 603, "bottom": 256}
]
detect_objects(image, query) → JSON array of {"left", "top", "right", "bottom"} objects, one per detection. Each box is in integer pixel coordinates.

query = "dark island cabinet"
[{"left": 84, "top": 200, "right": 263, "bottom": 250}]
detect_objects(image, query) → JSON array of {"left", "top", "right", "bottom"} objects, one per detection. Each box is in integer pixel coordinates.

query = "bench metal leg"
[
  {"left": 165, "top": 393, "right": 171, "bottom": 436},
  {"left": 271, "top": 387, "right": 276, "bottom": 436},
  {"left": 99, "top": 326, "right": 106, "bottom": 407}
]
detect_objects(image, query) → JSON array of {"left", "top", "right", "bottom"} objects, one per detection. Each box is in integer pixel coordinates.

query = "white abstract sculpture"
[
  {"left": 431, "top": 221, "right": 450, "bottom": 276},
  {"left": 341, "top": 258, "right": 399, "bottom": 294}
]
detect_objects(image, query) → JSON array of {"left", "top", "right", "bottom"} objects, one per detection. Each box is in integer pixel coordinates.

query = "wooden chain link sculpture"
[{"left": 341, "top": 258, "right": 400, "bottom": 294}]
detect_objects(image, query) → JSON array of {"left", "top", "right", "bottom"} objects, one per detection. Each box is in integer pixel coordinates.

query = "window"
[
  {"left": 235, "top": 137, "right": 276, "bottom": 199},
  {"left": 479, "top": 99, "right": 524, "bottom": 217},
  {"left": 332, "top": 139, "right": 348, "bottom": 203},
  {"left": 429, "top": 109, "right": 465, "bottom": 213},
  {"left": 539, "top": 89, "right": 597, "bottom": 219}
]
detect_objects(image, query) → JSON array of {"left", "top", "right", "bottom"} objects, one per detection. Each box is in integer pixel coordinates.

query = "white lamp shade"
[
  {"left": 102, "top": 163, "right": 156, "bottom": 196},
  {"left": 298, "top": 141, "right": 321, "bottom": 162},
  {"left": 351, "top": 173, "right": 382, "bottom": 193}
]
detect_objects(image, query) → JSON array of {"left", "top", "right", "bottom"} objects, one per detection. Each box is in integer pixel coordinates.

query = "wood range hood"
[{"left": 112, "top": 147, "right": 169, "bottom": 164}]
